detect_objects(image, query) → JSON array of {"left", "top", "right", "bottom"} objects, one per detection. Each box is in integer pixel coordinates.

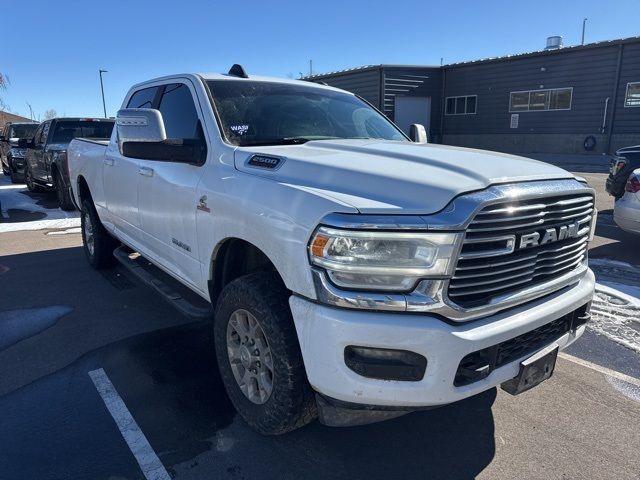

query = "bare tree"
[
  {"left": 44, "top": 109, "right": 57, "bottom": 120},
  {"left": 0, "top": 72, "right": 9, "bottom": 111}
]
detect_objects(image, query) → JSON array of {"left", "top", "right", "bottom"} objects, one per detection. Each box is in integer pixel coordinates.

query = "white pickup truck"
[{"left": 68, "top": 66, "right": 596, "bottom": 435}]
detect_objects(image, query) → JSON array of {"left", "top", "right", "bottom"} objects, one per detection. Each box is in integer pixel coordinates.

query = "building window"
[
  {"left": 509, "top": 88, "right": 572, "bottom": 112},
  {"left": 446, "top": 95, "right": 477, "bottom": 115},
  {"left": 625, "top": 82, "right": 640, "bottom": 107}
]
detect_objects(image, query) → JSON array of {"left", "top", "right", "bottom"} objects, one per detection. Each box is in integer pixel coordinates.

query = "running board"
[{"left": 113, "top": 246, "right": 213, "bottom": 320}]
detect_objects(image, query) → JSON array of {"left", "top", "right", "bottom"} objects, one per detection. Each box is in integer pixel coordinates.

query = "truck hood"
[{"left": 234, "top": 139, "right": 575, "bottom": 214}]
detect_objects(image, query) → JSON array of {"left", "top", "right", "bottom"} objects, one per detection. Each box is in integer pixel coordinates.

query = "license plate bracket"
[{"left": 500, "top": 343, "right": 559, "bottom": 395}]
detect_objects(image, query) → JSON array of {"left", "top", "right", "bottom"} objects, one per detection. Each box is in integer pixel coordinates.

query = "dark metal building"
[{"left": 306, "top": 36, "right": 640, "bottom": 154}]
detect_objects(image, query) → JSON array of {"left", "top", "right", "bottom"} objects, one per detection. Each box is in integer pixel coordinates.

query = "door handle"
[
  {"left": 138, "top": 166, "right": 154, "bottom": 177},
  {"left": 104, "top": 158, "right": 114, "bottom": 166}
]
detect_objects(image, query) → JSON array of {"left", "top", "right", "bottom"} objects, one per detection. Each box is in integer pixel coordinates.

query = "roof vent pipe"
[{"left": 545, "top": 36, "right": 563, "bottom": 50}]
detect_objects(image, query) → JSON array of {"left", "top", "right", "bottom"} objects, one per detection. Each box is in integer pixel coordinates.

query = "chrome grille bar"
[{"left": 448, "top": 191, "right": 594, "bottom": 308}]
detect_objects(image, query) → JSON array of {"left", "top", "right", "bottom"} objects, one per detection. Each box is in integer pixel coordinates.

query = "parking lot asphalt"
[{"left": 1, "top": 161, "right": 640, "bottom": 480}]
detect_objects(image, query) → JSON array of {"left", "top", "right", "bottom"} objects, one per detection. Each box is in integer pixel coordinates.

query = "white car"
[
  {"left": 68, "top": 67, "right": 596, "bottom": 435},
  {"left": 614, "top": 168, "right": 640, "bottom": 234}
]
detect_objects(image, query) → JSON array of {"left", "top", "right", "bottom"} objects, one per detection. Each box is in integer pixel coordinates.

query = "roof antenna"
[{"left": 228, "top": 64, "right": 248, "bottom": 78}]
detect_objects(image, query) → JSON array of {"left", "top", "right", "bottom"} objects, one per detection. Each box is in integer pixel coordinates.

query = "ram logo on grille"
[{"left": 517, "top": 220, "right": 580, "bottom": 250}]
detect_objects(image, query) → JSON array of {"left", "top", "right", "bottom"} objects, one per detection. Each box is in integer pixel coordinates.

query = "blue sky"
[{"left": 2, "top": 0, "right": 639, "bottom": 119}]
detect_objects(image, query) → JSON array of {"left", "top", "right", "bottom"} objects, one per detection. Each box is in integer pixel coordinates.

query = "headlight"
[
  {"left": 10, "top": 148, "right": 27, "bottom": 158},
  {"left": 309, "top": 226, "right": 460, "bottom": 291}
]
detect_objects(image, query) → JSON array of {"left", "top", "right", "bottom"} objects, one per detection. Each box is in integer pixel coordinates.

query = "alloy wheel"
[{"left": 226, "top": 309, "right": 274, "bottom": 404}]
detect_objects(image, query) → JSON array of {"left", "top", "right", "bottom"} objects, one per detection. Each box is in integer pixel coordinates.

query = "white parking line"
[
  {"left": 558, "top": 352, "right": 640, "bottom": 387},
  {"left": 88, "top": 368, "right": 171, "bottom": 480}
]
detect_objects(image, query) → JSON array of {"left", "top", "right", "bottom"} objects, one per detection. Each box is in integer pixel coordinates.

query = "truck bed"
[{"left": 74, "top": 138, "right": 110, "bottom": 146}]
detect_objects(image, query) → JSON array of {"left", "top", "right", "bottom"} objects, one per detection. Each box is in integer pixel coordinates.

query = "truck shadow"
[
  {"left": 0, "top": 190, "right": 62, "bottom": 223},
  {"left": 0, "top": 319, "right": 496, "bottom": 480},
  {"left": 103, "top": 321, "right": 497, "bottom": 479},
  {"left": 0, "top": 243, "right": 496, "bottom": 479}
]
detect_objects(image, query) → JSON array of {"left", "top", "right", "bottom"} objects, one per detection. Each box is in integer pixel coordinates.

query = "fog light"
[{"left": 344, "top": 346, "right": 427, "bottom": 381}]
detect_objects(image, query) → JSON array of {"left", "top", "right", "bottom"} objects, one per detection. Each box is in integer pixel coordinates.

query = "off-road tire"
[
  {"left": 2, "top": 163, "right": 8, "bottom": 176},
  {"left": 54, "top": 170, "right": 75, "bottom": 211},
  {"left": 25, "top": 164, "right": 44, "bottom": 192},
  {"left": 214, "top": 272, "right": 317, "bottom": 435},
  {"left": 81, "top": 197, "right": 118, "bottom": 269}
]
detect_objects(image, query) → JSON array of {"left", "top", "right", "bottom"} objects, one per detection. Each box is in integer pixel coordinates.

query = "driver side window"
[
  {"left": 157, "top": 83, "right": 201, "bottom": 140},
  {"left": 33, "top": 124, "right": 44, "bottom": 145},
  {"left": 35, "top": 122, "right": 50, "bottom": 146}
]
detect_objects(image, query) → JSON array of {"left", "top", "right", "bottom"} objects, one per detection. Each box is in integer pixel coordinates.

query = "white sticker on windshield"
[{"left": 230, "top": 124, "right": 249, "bottom": 136}]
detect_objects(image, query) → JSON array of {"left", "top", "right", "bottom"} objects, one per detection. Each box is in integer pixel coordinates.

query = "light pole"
[
  {"left": 99, "top": 69, "right": 108, "bottom": 118},
  {"left": 26, "top": 102, "right": 33, "bottom": 120}
]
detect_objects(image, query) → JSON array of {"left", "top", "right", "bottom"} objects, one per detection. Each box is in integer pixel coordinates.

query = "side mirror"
[
  {"left": 116, "top": 108, "right": 205, "bottom": 165},
  {"left": 409, "top": 124, "right": 428, "bottom": 144},
  {"left": 116, "top": 108, "right": 167, "bottom": 148}
]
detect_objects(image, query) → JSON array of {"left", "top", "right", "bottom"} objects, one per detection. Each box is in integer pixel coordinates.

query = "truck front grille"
[{"left": 448, "top": 193, "right": 594, "bottom": 308}]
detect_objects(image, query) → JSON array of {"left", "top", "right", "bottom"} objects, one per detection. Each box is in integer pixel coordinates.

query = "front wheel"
[
  {"left": 81, "top": 197, "right": 118, "bottom": 269},
  {"left": 214, "top": 272, "right": 317, "bottom": 435}
]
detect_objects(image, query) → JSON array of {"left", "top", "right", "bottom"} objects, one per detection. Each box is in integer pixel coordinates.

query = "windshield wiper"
[
  {"left": 239, "top": 136, "right": 343, "bottom": 147},
  {"left": 240, "top": 137, "right": 311, "bottom": 147}
]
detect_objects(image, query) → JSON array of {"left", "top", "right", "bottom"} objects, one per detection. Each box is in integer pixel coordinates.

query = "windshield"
[
  {"left": 207, "top": 80, "right": 407, "bottom": 146},
  {"left": 51, "top": 121, "right": 115, "bottom": 143},
  {"left": 8, "top": 124, "right": 38, "bottom": 139}
]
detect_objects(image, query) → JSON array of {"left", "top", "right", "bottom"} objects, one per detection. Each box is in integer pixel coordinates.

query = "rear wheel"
[
  {"left": 54, "top": 170, "right": 75, "bottom": 211},
  {"left": 25, "top": 164, "right": 44, "bottom": 192},
  {"left": 214, "top": 272, "right": 317, "bottom": 435},
  {"left": 81, "top": 197, "right": 118, "bottom": 269}
]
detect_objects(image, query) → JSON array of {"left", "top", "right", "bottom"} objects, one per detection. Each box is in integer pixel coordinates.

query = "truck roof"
[{"left": 129, "top": 72, "right": 349, "bottom": 95}]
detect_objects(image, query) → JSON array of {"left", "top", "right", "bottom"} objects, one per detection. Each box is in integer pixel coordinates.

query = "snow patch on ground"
[
  {"left": 46, "top": 227, "right": 82, "bottom": 236},
  {"left": 1, "top": 217, "right": 81, "bottom": 233},
  {"left": 0, "top": 174, "right": 79, "bottom": 233},
  {"left": 607, "top": 376, "right": 640, "bottom": 403},
  {"left": 590, "top": 258, "right": 640, "bottom": 353}
]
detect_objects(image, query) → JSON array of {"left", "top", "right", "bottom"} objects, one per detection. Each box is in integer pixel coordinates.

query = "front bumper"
[{"left": 290, "top": 268, "right": 594, "bottom": 408}]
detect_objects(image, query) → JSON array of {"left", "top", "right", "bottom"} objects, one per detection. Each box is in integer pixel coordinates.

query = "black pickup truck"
[
  {"left": 606, "top": 145, "right": 640, "bottom": 199},
  {"left": 23, "top": 117, "right": 114, "bottom": 210},
  {"left": 1, "top": 122, "right": 39, "bottom": 183}
]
